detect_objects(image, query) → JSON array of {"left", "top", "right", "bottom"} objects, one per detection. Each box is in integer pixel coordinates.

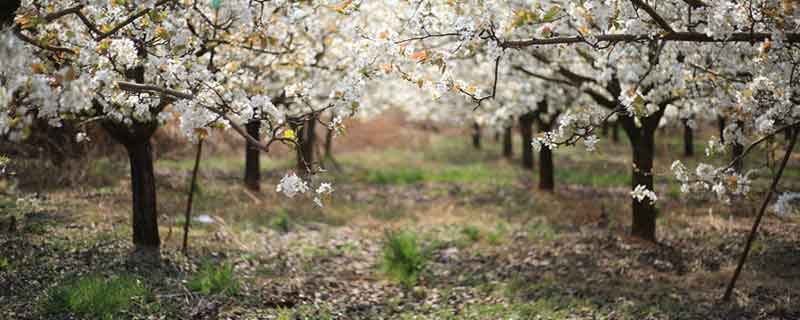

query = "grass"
[
  {"left": 461, "top": 225, "right": 481, "bottom": 243},
  {"left": 44, "top": 275, "right": 147, "bottom": 320},
  {"left": 554, "top": 166, "right": 629, "bottom": 187},
  {"left": 362, "top": 162, "right": 516, "bottom": 186},
  {"left": 270, "top": 209, "right": 291, "bottom": 233},
  {"left": 526, "top": 219, "right": 559, "bottom": 241},
  {"left": 366, "top": 167, "right": 426, "bottom": 185},
  {"left": 381, "top": 230, "right": 429, "bottom": 288},
  {"left": 188, "top": 262, "right": 240, "bottom": 296},
  {"left": 487, "top": 222, "right": 509, "bottom": 245},
  {"left": 0, "top": 257, "right": 9, "bottom": 271},
  {"left": 8, "top": 119, "right": 800, "bottom": 319},
  {"left": 157, "top": 155, "right": 283, "bottom": 172}
]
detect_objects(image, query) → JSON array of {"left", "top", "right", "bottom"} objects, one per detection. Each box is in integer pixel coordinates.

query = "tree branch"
[
  {"left": 501, "top": 32, "right": 800, "bottom": 48},
  {"left": 630, "top": 0, "right": 674, "bottom": 33}
]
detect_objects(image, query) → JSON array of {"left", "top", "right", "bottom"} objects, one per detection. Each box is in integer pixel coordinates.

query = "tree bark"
[
  {"left": 103, "top": 121, "right": 160, "bottom": 253},
  {"left": 325, "top": 125, "right": 334, "bottom": 159},
  {"left": 296, "top": 116, "right": 317, "bottom": 175},
  {"left": 0, "top": 0, "right": 19, "bottom": 27},
  {"left": 535, "top": 102, "right": 557, "bottom": 191},
  {"left": 125, "top": 140, "right": 160, "bottom": 252},
  {"left": 683, "top": 119, "right": 694, "bottom": 157},
  {"left": 472, "top": 122, "right": 481, "bottom": 150},
  {"left": 718, "top": 116, "right": 727, "bottom": 144},
  {"left": 630, "top": 128, "right": 657, "bottom": 241},
  {"left": 502, "top": 124, "right": 513, "bottom": 159},
  {"left": 621, "top": 112, "right": 662, "bottom": 242},
  {"left": 539, "top": 147, "right": 554, "bottom": 191},
  {"left": 519, "top": 112, "right": 536, "bottom": 169},
  {"left": 244, "top": 121, "right": 261, "bottom": 191}
]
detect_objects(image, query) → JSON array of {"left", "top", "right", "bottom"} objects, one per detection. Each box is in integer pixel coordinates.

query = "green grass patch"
[
  {"left": 188, "top": 262, "right": 240, "bottom": 296},
  {"left": 554, "top": 167, "right": 629, "bottom": 187},
  {"left": 44, "top": 275, "right": 147, "bottom": 320},
  {"left": 527, "top": 220, "right": 559, "bottom": 241},
  {"left": 487, "top": 222, "right": 509, "bottom": 245},
  {"left": 364, "top": 163, "right": 514, "bottom": 185},
  {"left": 371, "top": 207, "right": 407, "bottom": 221},
  {"left": 366, "top": 167, "right": 426, "bottom": 185},
  {"left": 0, "top": 257, "right": 9, "bottom": 271},
  {"left": 270, "top": 209, "right": 291, "bottom": 233},
  {"left": 461, "top": 225, "right": 481, "bottom": 243},
  {"left": 381, "top": 230, "right": 429, "bottom": 288}
]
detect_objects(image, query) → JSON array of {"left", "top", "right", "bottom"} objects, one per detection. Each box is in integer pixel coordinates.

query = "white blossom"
[{"left": 276, "top": 173, "right": 309, "bottom": 198}]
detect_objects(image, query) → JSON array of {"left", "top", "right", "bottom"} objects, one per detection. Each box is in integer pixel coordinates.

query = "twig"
[
  {"left": 182, "top": 138, "right": 204, "bottom": 256},
  {"left": 629, "top": 0, "right": 675, "bottom": 33},
  {"left": 722, "top": 128, "right": 799, "bottom": 301}
]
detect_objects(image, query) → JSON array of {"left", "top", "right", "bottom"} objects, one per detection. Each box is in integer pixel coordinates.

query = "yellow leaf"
[
  {"left": 332, "top": 0, "right": 353, "bottom": 14},
  {"left": 411, "top": 50, "right": 428, "bottom": 63},
  {"left": 31, "top": 63, "right": 46, "bottom": 74},
  {"left": 193, "top": 128, "right": 208, "bottom": 140},
  {"left": 156, "top": 26, "right": 170, "bottom": 40},
  {"left": 283, "top": 129, "right": 296, "bottom": 140}
]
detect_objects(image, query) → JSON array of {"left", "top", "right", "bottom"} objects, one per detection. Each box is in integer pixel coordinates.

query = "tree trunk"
[
  {"left": 519, "top": 112, "right": 535, "bottom": 169},
  {"left": 244, "top": 121, "right": 261, "bottom": 191},
  {"left": 630, "top": 130, "right": 657, "bottom": 241},
  {"left": 125, "top": 139, "right": 160, "bottom": 252},
  {"left": 102, "top": 121, "right": 160, "bottom": 253},
  {"left": 296, "top": 116, "right": 317, "bottom": 175},
  {"left": 325, "top": 126, "right": 334, "bottom": 159},
  {"left": 621, "top": 113, "right": 661, "bottom": 242},
  {"left": 718, "top": 116, "right": 726, "bottom": 144},
  {"left": 472, "top": 122, "right": 481, "bottom": 150},
  {"left": 535, "top": 102, "right": 557, "bottom": 191},
  {"left": 539, "top": 140, "right": 554, "bottom": 191},
  {"left": 683, "top": 119, "right": 694, "bottom": 157},
  {"left": 0, "top": 0, "right": 19, "bottom": 27},
  {"left": 502, "top": 124, "right": 513, "bottom": 159}
]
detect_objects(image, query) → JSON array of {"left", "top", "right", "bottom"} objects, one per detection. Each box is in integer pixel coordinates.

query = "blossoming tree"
[{"left": 1, "top": 0, "right": 372, "bottom": 256}]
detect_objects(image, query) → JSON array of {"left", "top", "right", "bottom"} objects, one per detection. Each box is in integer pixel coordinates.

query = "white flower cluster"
[
  {"left": 671, "top": 161, "right": 753, "bottom": 201},
  {"left": 276, "top": 173, "right": 334, "bottom": 208},
  {"left": 630, "top": 185, "right": 658, "bottom": 204},
  {"left": 109, "top": 38, "right": 139, "bottom": 68},
  {"left": 276, "top": 173, "right": 309, "bottom": 198}
]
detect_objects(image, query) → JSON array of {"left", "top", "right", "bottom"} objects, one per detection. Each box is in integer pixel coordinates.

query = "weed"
[
  {"left": 461, "top": 225, "right": 481, "bottom": 243},
  {"left": 270, "top": 209, "right": 291, "bottom": 233},
  {"left": 188, "top": 262, "right": 240, "bottom": 296},
  {"left": 487, "top": 222, "right": 508, "bottom": 245},
  {"left": 0, "top": 257, "right": 9, "bottom": 271},
  {"left": 44, "top": 275, "right": 147, "bottom": 320},
  {"left": 381, "top": 230, "right": 429, "bottom": 288},
  {"left": 527, "top": 220, "right": 558, "bottom": 241}
]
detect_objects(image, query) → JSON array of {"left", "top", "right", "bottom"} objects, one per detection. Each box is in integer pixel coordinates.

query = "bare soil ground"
[{"left": 1, "top": 113, "right": 799, "bottom": 319}]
